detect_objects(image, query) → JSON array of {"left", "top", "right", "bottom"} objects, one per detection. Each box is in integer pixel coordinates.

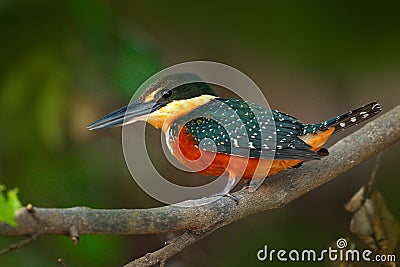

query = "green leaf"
[{"left": 0, "top": 185, "right": 22, "bottom": 226}]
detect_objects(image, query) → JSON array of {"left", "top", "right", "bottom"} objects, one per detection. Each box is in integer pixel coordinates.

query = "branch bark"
[{"left": 1, "top": 104, "right": 399, "bottom": 266}]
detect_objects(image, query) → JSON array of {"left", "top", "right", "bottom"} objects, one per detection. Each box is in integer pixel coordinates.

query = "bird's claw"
[
  {"left": 210, "top": 192, "right": 239, "bottom": 204},
  {"left": 242, "top": 180, "right": 259, "bottom": 192}
]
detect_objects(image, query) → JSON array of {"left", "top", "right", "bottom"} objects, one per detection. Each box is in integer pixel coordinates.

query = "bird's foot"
[
  {"left": 242, "top": 180, "right": 260, "bottom": 192},
  {"left": 242, "top": 184, "right": 257, "bottom": 191},
  {"left": 209, "top": 178, "right": 239, "bottom": 204},
  {"left": 210, "top": 192, "right": 239, "bottom": 204}
]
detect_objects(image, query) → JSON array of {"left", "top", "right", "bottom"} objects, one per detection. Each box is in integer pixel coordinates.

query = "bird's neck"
[{"left": 146, "top": 95, "right": 216, "bottom": 131}]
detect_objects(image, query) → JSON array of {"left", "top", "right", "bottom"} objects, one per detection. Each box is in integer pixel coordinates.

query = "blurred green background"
[{"left": 0, "top": 1, "right": 399, "bottom": 266}]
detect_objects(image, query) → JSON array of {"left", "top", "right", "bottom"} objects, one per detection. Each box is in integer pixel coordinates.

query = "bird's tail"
[
  {"left": 319, "top": 101, "right": 382, "bottom": 133},
  {"left": 302, "top": 101, "right": 382, "bottom": 135}
]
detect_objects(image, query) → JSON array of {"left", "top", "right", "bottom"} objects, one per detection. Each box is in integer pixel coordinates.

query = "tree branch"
[
  {"left": 0, "top": 234, "right": 38, "bottom": 255},
  {"left": 1, "top": 104, "right": 399, "bottom": 266}
]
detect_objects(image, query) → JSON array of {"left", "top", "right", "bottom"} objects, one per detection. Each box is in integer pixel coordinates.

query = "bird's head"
[{"left": 87, "top": 73, "right": 218, "bottom": 131}]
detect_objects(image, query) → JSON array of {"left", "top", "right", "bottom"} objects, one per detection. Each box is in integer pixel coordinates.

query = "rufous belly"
[{"left": 169, "top": 127, "right": 310, "bottom": 182}]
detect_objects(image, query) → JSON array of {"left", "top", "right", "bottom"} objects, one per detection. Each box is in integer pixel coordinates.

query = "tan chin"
[{"left": 146, "top": 112, "right": 169, "bottom": 129}]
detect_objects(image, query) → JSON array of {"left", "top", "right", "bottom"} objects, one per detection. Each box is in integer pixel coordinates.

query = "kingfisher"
[{"left": 88, "top": 73, "right": 382, "bottom": 199}]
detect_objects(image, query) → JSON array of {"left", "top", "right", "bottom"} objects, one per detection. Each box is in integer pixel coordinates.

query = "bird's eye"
[{"left": 162, "top": 89, "right": 173, "bottom": 99}]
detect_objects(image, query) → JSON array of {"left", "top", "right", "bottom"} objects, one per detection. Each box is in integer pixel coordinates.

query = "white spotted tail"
[{"left": 319, "top": 101, "right": 382, "bottom": 132}]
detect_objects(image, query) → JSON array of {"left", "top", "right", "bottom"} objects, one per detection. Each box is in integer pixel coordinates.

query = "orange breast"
[{"left": 170, "top": 126, "right": 333, "bottom": 181}]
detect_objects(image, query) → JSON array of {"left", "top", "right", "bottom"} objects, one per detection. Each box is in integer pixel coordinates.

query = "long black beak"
[{"left": 87, "top": 100, "right": 162, "bottom": 130}]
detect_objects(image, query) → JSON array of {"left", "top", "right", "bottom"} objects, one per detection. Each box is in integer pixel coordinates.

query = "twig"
[
  {"left": 124, "top": 231, "right": 205, "bottom": 267},
  {"left": 365, "top": 152, "right": 383, "bottom": 198},
  {"left": 0, "top": 234, "right": 38, "bottom": 255},
  {"left": 69, "top": 225, "right": 79, "bottom": 244},
  {"left": 125, "top": 213, "right": 227, "bottom": 267}
]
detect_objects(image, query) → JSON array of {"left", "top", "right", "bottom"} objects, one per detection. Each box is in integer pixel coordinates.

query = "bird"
[{"left": 88, "top": 73, "right": 382, "bottom": 200}]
